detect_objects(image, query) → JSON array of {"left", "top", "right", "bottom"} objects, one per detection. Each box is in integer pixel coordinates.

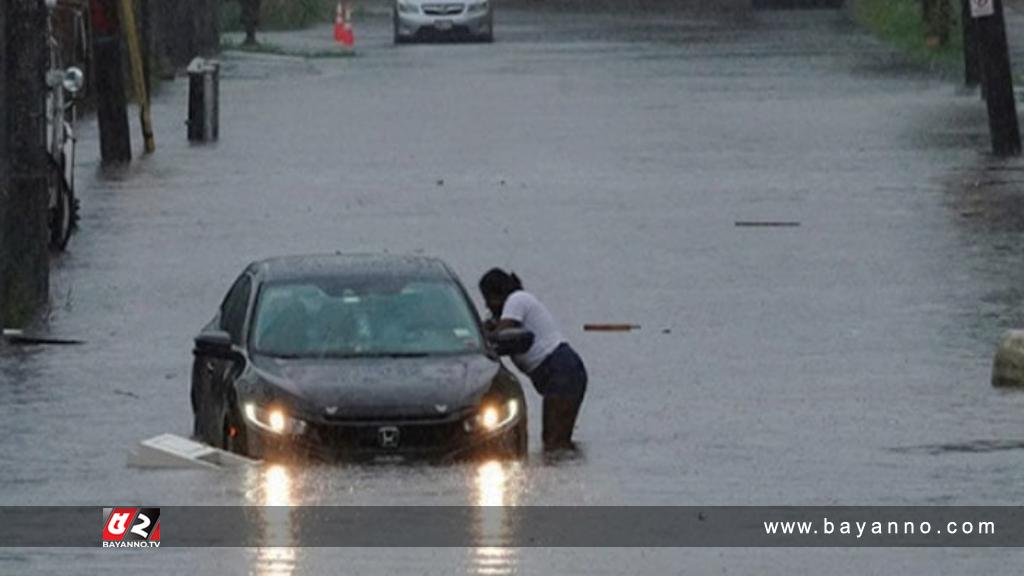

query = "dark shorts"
[
  {"left": 529, "top": 343, "right": 587, "bottom": 449},
  {"left": 529, "top": 343, "right": 588, "bottom": 398}
]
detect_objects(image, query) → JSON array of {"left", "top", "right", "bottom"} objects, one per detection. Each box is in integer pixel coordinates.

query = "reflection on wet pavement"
[
  {"left": 252, "top": 547, "right": 297, "bottom": 576},
  {"left": 248, "top": 465, "right": 298, "bottom": 576},
  {"left": 470, "top": 461, "right": 518, "bottom": 575}
]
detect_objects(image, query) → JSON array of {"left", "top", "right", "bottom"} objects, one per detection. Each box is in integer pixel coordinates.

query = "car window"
[
  {"left": 250, "top": 277, "right": 483, "bottom": 358},
  {"left": 220, "top": 274, "right": 252, "bottom": 344}
]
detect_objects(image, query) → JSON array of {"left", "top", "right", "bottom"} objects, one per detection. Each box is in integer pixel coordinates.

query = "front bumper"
[
  {"left": 395, "top": 9, "right": 492, "bottom": 39},
  {"left": 246, "top": 408, "right": 519, "bottom": 462}
]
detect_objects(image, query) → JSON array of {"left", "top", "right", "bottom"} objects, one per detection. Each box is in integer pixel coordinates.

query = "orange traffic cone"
[{"left": 334, "top": 1, "right": 355, "bottom": 47}]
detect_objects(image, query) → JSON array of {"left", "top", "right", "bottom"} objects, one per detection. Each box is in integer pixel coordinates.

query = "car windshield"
[{"left": 250, "top": 276, "right": 483, "bottom": 358}]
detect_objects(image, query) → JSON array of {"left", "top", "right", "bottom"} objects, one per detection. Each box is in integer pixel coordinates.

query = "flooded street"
[{"left": 3, "top": 5, "right": 1024, "bottom": 573}]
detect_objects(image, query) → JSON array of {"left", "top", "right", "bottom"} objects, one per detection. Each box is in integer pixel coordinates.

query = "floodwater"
[{"left": 3, "top": 5, "right": 1024, "bottom": 574}]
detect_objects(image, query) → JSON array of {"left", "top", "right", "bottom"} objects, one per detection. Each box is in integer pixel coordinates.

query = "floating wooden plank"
[
  {"left": 734, "top": 221, "right": 801, "bottom": 228},
  {"left": 583, "top": 324, "right": 641, "bottom": 332}
]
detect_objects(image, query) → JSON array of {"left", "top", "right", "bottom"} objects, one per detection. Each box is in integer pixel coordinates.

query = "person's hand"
[{"left": 483, "top": 318, "right": 498, "bottom": 333}]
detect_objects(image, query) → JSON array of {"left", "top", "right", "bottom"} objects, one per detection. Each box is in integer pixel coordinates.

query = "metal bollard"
[{"left": 187, "top": 58, "right": 220, "bottom": 142}]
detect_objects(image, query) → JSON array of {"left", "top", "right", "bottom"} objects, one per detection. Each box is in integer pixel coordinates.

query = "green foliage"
[
  {"left": 852, "top": 0, "right": 964, "bottom": 72},
  {"left": 220, "top": 0, "right": 334, "bottom": 32}
]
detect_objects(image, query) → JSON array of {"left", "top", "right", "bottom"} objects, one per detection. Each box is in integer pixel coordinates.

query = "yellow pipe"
[{"left": 117, "top": 0, "right": 155, "bottom": 153}]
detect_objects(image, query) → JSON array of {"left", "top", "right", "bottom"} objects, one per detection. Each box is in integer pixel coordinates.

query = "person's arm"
[
  {"left": 494, "top": 293, "right": 527, "bottom": 332},
  {"left": 492, "top": 318, "right": 522, "bottom": 331},
  {"left": 482, "top": 316, "right": 521, "bottom": 336},
  {"left": 483, "top": 293, "right": 528, "bottom": 336}
]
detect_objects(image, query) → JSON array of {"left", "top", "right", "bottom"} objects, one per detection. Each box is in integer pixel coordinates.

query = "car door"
[
  {"left": 193, "top": 272, "right": 253, "bottom": 444},
  {"left": 191, "top": 316, "right": 221, "bottom": 441}
]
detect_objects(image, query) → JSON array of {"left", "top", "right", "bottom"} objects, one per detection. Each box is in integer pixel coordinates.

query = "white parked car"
[{"left": 394, "top": 0, "right": 494, "bottom": 43}]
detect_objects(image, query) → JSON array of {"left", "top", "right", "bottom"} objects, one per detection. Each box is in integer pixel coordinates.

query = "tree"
[
  {"left": 923, "top": 0, "right": 953, "bottom": 48},
  {"left": 242, "top": 0, "right": 262, "bottom": 46}
]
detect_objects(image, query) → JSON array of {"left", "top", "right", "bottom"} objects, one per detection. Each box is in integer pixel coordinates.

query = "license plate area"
[{"left": 434, "top": 19, "right": 453, "bottom": 31}]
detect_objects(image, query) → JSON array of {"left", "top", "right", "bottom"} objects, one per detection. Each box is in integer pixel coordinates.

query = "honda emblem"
[{"left": 378, "top": 426, "right": 400, "bottom": 448}]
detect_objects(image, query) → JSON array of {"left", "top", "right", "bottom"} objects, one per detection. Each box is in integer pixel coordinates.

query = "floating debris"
[
  {"left": 583, "top": 324, "right": 641, "bottom": 332},
  {"left": 2, "top": 329, "right": 84, "bottom": 346},
  {"left": 734, "top": 221, "right": 801, "bottom": 228}
]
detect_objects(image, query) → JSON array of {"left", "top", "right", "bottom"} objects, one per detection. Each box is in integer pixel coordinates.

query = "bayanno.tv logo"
[{"left": 101, "top": 507, "right": 161, "bottom": 548}]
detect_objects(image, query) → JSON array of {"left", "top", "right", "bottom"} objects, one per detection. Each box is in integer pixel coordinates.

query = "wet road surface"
[{"left": 4, "top": 6, "right": 1024, "bottom": 574}]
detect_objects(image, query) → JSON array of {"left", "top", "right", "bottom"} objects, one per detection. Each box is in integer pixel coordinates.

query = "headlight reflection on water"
[
  {"left": 246, "top": 464, "right": 298, "bottom": 576},
  {"left": 264, "top": 464, "right": 292, "bottom": 507},
  {"left": 254, "top": 547, "right": 296, "bottom": 576},
  {"left": 476, "top": 460, "right": 508, "bottom": 507},
  {"left": 471, "top": 546, "right": 515, "bottom": 576},
  {"left": 470, "top": 460, "right": 520, "bottom": 576}
]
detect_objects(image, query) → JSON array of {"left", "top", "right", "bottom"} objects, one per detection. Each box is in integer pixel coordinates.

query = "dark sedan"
[{"left": 190, "top": 254, "right": 530, "bottom": 461}]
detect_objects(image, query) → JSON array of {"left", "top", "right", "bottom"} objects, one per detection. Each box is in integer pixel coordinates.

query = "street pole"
[
  {"left": 0, "top": 0, "right": 8, "bottom": 329},
  {"left": 3, "top": 0, "right": 50, "bottom": 327},
  {"left": 974, "top": 0, "right": 1022, "bottom": 156},
  {"left": 91, "top": 0, "right": 132, "bottom": 164},
  {"left": 961, "top": 0, "right": 981, "bottom": 86}
]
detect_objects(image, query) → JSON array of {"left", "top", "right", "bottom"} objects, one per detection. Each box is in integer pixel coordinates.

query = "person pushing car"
[{"left": 479, "top": 268, "right": 587, "bottom": 451}]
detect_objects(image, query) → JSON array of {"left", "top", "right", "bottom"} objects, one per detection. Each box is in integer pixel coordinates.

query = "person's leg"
[
  {"left": 542, "top": 392, "right": 583, "bottom": 450},
  {"left": 538, "top": 344, "right": 588, "bottom": 451}
]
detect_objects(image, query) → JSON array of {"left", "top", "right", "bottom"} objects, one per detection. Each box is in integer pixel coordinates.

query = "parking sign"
[{"left": 970, "top": 0, "right": 995, "bottom": 18}]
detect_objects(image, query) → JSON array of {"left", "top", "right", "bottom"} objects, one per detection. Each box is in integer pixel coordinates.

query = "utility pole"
[
  {"left": 0, "top": 0, "right": 8, "bottom": 329},
  {"left": 3, "top": 0, "right": 50, "bottom": 327},
  {"left": 962, "top": 0, "right": 981, "bottom": 86},
  {"left": 972, "top": 0, "right": 1021, "bottom": 156},
  {"left": 91, "top": 0, "right": 132, "bottom": 164}
]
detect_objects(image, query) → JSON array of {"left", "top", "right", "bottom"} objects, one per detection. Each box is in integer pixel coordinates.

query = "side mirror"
[
  {"left": 194, "top": 330, "right": 237, "bottom": 359},
  {"left": 489, "top": 328, "right": 534, "bottom": 357}
]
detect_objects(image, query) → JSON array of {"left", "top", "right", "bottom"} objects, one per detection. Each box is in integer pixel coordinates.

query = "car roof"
[{"left": 248, "top": 253, "right": 456, "bottom": 284}]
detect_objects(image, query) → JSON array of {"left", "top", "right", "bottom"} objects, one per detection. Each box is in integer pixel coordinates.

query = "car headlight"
[
  {"left": 244, "top": 402, "right": 307, "bottom": 435},
  {"left": 397, "top": 2, "right": 419, "bottom": 13},
  {"left": 465, "top": 399, "right": 519, "bottom": 433},
  {"left": 468, "top": 1, "right": 488, "bottom": 11}
]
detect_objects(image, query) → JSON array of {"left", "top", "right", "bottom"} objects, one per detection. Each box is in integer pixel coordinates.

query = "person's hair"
[{"left": 478, "top": 268, "right": 523, "bottom": 299}]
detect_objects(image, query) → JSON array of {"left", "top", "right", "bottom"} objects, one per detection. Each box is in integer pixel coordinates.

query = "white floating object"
[
  {"left": 128, "top": 433, "right": 255, "bottom": 470},
  {"left": 993, "top": 330, "right": 1024, "bottom": 388},
  {"left": 2, "top": 328, "right": 84, "bottom": 345}
]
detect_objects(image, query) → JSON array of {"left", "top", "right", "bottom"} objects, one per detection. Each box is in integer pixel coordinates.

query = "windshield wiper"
[
  {"left": 270, "top": 351, "right": 437, "bottom": 360},
  {"left": 259, "top": 351, "right": 306, "bottom": 359}
]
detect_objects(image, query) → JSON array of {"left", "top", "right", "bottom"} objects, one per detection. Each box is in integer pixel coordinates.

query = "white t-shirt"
[{"left": 501, "top": 291, "right": 565, "bottom": 373}]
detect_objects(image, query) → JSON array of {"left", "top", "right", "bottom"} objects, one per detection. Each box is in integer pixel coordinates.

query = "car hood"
[{"left": 249, "top": 353, "right": 500, "bottom": 420}]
